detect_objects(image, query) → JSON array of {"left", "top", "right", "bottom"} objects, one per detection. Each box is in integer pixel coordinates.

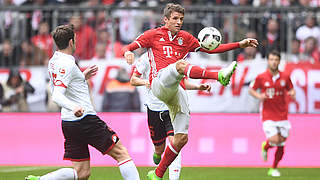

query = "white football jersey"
[
  {"left": 48, "top": 51, "right": 96, "bottom": 121},
  {"left": 135, "top": 53, "right": 168, "bottom": 111}
]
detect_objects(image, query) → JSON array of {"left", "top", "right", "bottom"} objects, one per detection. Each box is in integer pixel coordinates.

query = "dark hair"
[
  {"left": 163, "top": 3, "right": 184, "bottom": 19},
  {"left": 268, "top": 50, "right": 281, "bottom": 60},
  {"left": 51, "top": 24, "right": 75, "bottom": 50}
]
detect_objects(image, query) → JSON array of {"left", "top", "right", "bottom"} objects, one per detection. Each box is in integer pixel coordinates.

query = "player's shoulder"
[
  {"left": 279, "top": 71, "right": 291, "bottom": 79},
  {"left": 256, "top": 71, "right": 268, "bottom": 79}
]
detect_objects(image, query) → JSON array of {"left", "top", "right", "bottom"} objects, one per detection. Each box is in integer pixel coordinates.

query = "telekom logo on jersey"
[{"left": 163, "top": 46, "right": 173, "bottom": 58}]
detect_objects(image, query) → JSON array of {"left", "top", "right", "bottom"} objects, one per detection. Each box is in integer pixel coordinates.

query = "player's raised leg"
[
  {"left": 181, "top": 60, "right": 237, "bottom": 86},
  {"left": 107, "top": 140, "right": 140, "bottom": 180}
]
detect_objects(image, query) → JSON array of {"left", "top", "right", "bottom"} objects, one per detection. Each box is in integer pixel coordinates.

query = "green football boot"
[
  {"left": 267, "top": 168, "right": 281, "bottom": 177},
  {"left": 261, "top": 141, "right": 268, "bottom": 161},
  {"left": 25, "top": 175, "right": 40, "bottom": 180},
  {"left": 147, "top": 170, "right": 163, "bottom": 180},
  {"left": 218, "top": 61, "right": 237, "bottom": 86},
  {"left": 153, "top": 153, "right": 161, "bottom": 165}
]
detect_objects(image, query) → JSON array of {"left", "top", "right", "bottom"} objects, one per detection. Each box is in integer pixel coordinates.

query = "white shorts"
[
  {"left": 151, "top": 63, "right": 190, "bottom": 134},
  {"left": 262, "top": 120, "right": 291, "bottom": 139}
]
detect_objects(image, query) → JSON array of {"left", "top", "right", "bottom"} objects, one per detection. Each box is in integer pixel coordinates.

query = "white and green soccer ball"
[{"left": 198, "top": 27, "right": 222, "bottom": 51}]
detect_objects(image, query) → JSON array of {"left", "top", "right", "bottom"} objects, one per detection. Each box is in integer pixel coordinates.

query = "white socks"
[
  {"left": 40, "top": 168, "right": 77, "bottom": 180},
  {"left": 118, "top": 159, "right": 140, "bottom": 180},
  {"left": 169, "top": 152, "right": 182, "bottom": 180}
]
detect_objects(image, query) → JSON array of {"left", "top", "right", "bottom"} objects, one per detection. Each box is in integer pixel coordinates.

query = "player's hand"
[
  {"left": 259, "top": 93, "right": 267, "bottom": 101},
  {"left": 124, "top": 51, "right": 135, "bottom": 65},
  {"left": 288, "top": 90, "right": 296, "bottom": 100},
  {"left": 83, "top": 65, "right": 98, "bottom": 80},
  {"left": 145, "top": 80, "right": 151, "bottom": 89},
  {"left": 73, "top": 106, "right": 84, "bottom": 117},
  {"left": 199, "top": 84, "right": 211, "bottom": 92},
  {"left": 239, "top": 38, "right": 259, "bottom": 48}
]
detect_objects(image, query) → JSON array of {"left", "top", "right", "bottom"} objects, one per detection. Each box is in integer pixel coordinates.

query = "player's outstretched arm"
[
  {"left": 249, "top": 88, "right": 266, "bottom": 101},
  {"left": 199, "top": 38, "right": 259, "bottom": 54},
  {"left": 184, "top": 79, "right": 211, "bottom": 92},
  {"left": 130, "top": 72, "right": 150, "bottom": 88}
]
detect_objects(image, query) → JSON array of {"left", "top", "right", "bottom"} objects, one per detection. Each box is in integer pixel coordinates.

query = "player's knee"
[
  {"left": 175, "top": 134, "right": 188, "bottom": 149},
  {"left": 77, "top": 169, "right": 91, "bottom": 180},
  {"left": 176, "top": 60, "right": 189, "bottom": 74},
  {"left": 115, "top": 145, "right": 131, "bottom": 162}
]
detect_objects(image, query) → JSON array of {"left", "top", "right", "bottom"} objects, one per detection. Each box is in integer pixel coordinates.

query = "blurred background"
[{"left": 0, "top": 0, "right": 319, "bottom": 169}]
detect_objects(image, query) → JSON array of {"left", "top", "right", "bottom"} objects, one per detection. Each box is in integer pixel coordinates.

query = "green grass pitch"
[{"left": 0, "top": 166, "right": 319, "bottom": 180}]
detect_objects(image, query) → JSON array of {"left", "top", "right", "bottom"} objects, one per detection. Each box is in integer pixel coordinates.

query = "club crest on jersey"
[
  {"left": 59, "top": 68, "right": 66, "bottom": 75},
  {"left": 264, "top": 82, "right": 270, "bottom": 87},
  {"left": 280, "top": 80, "right": 286, "bottom": 87},
  {"left": 178, "top": 37, "right": 183, "bottom": 45}
]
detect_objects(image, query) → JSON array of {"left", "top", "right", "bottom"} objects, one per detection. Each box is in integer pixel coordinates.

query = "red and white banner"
[{"left": 0, "top": 59, "right": 319, "bottom": 113}]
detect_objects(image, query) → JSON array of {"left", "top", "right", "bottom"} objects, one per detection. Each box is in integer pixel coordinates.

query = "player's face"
[
  {"left": 164, "top": 11, "right": 184, "bottom": 35},
  {"left": 267, "top": 54, "right": 280, "bottom": 72}
]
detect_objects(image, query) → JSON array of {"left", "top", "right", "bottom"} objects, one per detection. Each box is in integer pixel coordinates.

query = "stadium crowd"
[{"left": 0, "top": 0, "right": 319, "bottom": 112}]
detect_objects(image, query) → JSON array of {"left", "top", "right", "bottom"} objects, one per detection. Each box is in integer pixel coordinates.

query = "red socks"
[
  {"left": 273, "top": 146, "right": 284, "bottom": 168},
  {"left": 184, "top": 64, "right": 218, "bottom": 80},
  {"left": 264, "top": 140, "right": 273, "bottom": 151},
  {"left": 155, "top": 142, "right": 179, "bottom": 178}
]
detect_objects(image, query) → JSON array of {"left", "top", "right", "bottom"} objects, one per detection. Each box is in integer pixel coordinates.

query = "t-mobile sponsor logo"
[{"left": 163, "top": 46, "right": 173, "bottom": 58}]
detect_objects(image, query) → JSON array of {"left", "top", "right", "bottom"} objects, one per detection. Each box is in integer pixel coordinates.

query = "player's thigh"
[
  {"left": 107, "top": 140, "right": 131, "bottom": 162},
  {"left": 62, "top": 121, "right": 90, "bottom": 161},
  {"left": 157, "top": 63, "right": 184, "bottom": 88},
  {"left": 278, "top": 120, "right": 291, "bottom": 140},
  {"left": 147, "top": 108, "right": 167, "bottom": 146},
  {"left": 82, "top": 115, "right": 120, "bottom": 156},
  {"left": 72, "top": 160, "right": 91, "bottom": 180},
  {"left": 262, "top": 120, "right": 279, "bottom": 139}
]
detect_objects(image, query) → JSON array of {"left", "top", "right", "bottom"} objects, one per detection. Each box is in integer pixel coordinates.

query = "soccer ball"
[{"left": 198, "top": 27, "right": 222, "bottom": 51}]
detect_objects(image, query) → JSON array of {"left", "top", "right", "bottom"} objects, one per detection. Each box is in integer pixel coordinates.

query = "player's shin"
[
  {"left": 38, "top": 168, "right": 77, "bottom": 180},
  {"left": 118, "top": 159, "right": 140, "bottom": 180},
  {"left": 184, "top": 64, "right": 218, "bottom": 80},
  {"left": 155, "top": 142, "right": 180, "bottom": 178},
  {"left": 169, "top": 152, "right": 182, "bottom": 180},
  {"left": 273, "top": 146, "right": 284, "bottom": 169}
]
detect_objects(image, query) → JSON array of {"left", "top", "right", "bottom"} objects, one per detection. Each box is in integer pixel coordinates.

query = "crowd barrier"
[{"left": 0, "top": 113, "right": 319, "bottom": 167}]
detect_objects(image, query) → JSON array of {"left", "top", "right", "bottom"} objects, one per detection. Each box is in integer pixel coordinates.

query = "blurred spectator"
[
  {"left": 0, "top": 0, "right": 24, "bottom": 45},
  {"left": 253, "top": 0, "right": 291, "bottom": 6},
  {"left": 287, "top": 39, "right": 300, "bottom": 63},
  {"left": 92, "top": 42, "right": 107, "bottom": 61},
  {"left": 237, "top": 31, "right": 262, "bottom": 62},
  {"left": 261, "top": 19, "right": 281, "bottom": 58},
  {"left": 19, "top": 40, "right": 48, "bottom": 66},
  {"left": 97, "top": 29, "right": 124, "bottom": 59},
  {"left": 102, "top": 68, "right": 140, "bottom": 112},
  {"left": 296, "top": 14, "right": 320, "bottom": 47},
  {"left": 113, "top": 0, "right": 143, "bottom": 44},
  {"left": 70, "top": 14, "right": 97, "bottom": 60},
  {"left": 0, "top": 68, "right": 35, "bottom": 112},
  {"left": 0, "top": 39, "right": 20, "bottom": 67},
  {"left": 299, "top": 36, "right": 319, "bottom": 62},
  {"left": 31, "top": 21, "right": 53, "bottom": 57},
  {"left": 102, "top": 0, "right": 116, "bottom": 5}
]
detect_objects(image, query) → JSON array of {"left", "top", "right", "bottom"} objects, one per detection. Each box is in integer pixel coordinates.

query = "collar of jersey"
[{"left": 54, "top": 51, "right": 76, "bottom": 62}]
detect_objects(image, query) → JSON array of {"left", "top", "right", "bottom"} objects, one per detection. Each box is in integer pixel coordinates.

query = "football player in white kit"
[
  {"left": 26, "top": 24, "right": 140, "bottom": 180},
  {"left": 130, "top": 53, "right": 211, "bottom": 180}
]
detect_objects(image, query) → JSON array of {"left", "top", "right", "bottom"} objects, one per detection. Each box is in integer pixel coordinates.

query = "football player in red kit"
[{"left": 249, "top": 50, "right": 296, "bottom": 177}]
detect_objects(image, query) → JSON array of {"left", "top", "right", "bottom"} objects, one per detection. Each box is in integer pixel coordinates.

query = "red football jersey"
[
  {"left": 134, "top": 26, "right": 200, "bottom": 83},
  {"left": 251, "top": 70, "right": 294, "bottom": 121}
]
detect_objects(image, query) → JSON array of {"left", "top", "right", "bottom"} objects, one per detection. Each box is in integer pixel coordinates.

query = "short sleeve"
[
  {"left": 187, "top": 33, "right": 201, "bottom": 52},
  {"left": 250, "top": 76, "right": 261, "bottom": 90},
  {"left": 134, "top": 29, "right": 154, "bottom": 48}
]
